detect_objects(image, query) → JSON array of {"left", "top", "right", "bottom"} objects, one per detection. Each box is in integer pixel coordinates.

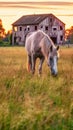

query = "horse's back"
[{"left": 25, "top": 30, "right": 45, "bottom": 55}]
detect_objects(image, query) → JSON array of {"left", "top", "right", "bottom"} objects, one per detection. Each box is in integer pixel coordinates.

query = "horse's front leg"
[
  {"left": 31, "top": 54, "right": 36, "bottom": 74},
  {"left": 38, "top": 57, "right": 45, "bottom": 75}
]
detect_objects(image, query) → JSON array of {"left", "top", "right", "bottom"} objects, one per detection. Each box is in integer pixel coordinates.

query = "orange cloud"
[{"left": 0, "top": 1, "right": 73, "bottom": 8}]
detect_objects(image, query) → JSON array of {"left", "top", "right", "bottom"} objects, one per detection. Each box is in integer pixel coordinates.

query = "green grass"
[{"left": 0, "top": 46, "right": 73, "bottom": 130}]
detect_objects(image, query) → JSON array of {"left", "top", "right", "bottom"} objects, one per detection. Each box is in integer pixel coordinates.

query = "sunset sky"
[{"left": 0, "top": 0, "right": 73, "bottom": 32}]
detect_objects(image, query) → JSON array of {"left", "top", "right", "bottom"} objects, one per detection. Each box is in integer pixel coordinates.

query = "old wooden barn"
[{"left": 12, "top": 13, "right": 65, "bottom": 45}]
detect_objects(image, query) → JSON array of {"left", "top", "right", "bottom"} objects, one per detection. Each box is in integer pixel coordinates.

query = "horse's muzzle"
[{"left": 51, "top": 69, "right": 58, "bottom": 76}]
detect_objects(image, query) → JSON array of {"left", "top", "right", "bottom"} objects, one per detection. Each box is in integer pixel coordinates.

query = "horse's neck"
[
  {"left": 41, "top": 35, "right": 55, "bottom": 61},
  {"left": 40, "top": 36, "right": 49, "bottom": 59}
]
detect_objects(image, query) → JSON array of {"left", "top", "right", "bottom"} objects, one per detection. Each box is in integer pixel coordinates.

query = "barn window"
[
  {"left": 24, "top": 28, "right": 26, "bottom": 31},
  {"left": 60, "top": 35, "right": 63, "bottom": 41},
  {"left": 27, "top": 26, "right": 30, "bottom": 31},
  {"left": 14, "top": 26, "right": 17, "bottom": 31},
  {"left": 41, "top": 25, "right": 43, "bottom": 28},
  {"left": 53, "top": 28, "right": 57, "bottom": 31},
  {"left": 28, "top": 27, "right": 30, "bottom": 31},
  {"left": 20, "top": 27, "right": 22, "bottom": 31},
  {"left": 60, "top": 26, "right": 63, "bottom": 30},
  {"left": 50, "top": 18, "right": 52, "bottom": 22},
  {"left": 35, "top": 26, "right": 37, "bottom": 30},
  {"left": 45, "top": 26, "right": 48, "bottom": 31}
]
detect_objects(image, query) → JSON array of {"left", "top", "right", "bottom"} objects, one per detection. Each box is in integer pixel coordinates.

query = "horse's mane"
[
  {"left": 40, "top": 30, "right": 56, "bottom": 48},
  {"left": 25, "top": 30, "right": 56, "bottom": 49}
]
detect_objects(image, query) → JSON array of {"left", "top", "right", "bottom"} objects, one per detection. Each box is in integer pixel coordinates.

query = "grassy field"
[{"left": 0, "top": 46, "right": 73, "bottom": 130}]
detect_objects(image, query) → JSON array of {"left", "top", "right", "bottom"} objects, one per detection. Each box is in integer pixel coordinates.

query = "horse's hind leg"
[
  {"left": 38, "top": 57, "right": 45, "bottom": 75},
  {"left": 31, "top": 54, "right": 36, "bottom": 74},
  {"left": 27, "top": 55, "right": 32, "bottom": 72}
]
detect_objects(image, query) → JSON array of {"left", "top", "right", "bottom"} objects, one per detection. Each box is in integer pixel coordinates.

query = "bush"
[
  {"left": 0, "top": 41, "right": 11, "bottom": 46},
  {"left": 0, "top": 34, "right": 12, "bottom": 46},
  {"left": 0, "top": 39, "right": 4, "bottom": 46}
]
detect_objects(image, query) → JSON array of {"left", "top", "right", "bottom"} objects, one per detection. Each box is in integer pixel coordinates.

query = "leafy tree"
[
  {"left": 0, "top": 19, "right": 5, "bottom": 39},
  {"left": 0, "top": 19, "right": 6, "bottom": 46},
  {"left": 6, "top": 30, "right": 12, "bottom": 45},
  {"left": 65, "top": 26, "right": 73, "bottom": 44}
]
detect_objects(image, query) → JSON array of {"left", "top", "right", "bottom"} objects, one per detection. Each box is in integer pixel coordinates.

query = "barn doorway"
[{"left": 50, "top": 37, "right": 57, "bottom": 44}]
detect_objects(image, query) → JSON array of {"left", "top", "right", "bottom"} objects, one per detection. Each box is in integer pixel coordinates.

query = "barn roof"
[{"left": 12, "top": 14, "right": 65, "bottom": 26}]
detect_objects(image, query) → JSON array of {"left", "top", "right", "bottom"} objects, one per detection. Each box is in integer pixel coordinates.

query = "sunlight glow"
[{"left": 0, "top": 0, "right": 73, "bottom": 32}]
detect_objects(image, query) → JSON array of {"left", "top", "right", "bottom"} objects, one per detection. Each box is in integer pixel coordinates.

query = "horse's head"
[{"left": 48, "top": 45, "right": 59, "bottom": 76}]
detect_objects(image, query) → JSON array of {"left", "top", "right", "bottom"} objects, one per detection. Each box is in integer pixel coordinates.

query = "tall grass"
[{"left": 0, "top": 46, "right": 73, "bottom": 130}]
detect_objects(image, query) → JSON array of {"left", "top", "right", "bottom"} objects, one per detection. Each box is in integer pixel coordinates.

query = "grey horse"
[{"left": 25, "top": 30, "right": 59, "bottom": 76}]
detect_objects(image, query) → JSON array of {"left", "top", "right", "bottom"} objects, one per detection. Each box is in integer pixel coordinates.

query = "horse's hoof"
[
  {"left": 38, "top": 73, "right": 41, "bottom": 77},
  {"left": 32, "top": 70, "right": 35, "bottom": 74},
  {"left": 38, "top": 71, "right": 42, "bottom": 77}
]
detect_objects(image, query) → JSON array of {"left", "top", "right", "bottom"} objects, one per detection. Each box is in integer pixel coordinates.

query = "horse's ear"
[
  {"left": 56, "top": 45, "right": 59, "bottom": 51},
  {"left": 50, "top": 45, "right": 53, "bottom": 52}
]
